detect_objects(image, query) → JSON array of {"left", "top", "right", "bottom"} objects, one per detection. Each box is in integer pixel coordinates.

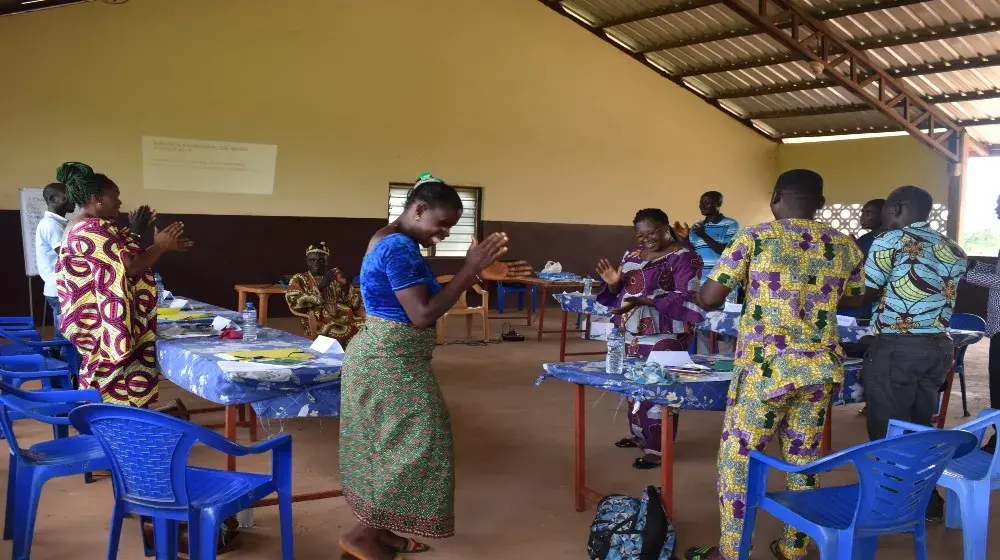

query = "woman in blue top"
[{"left": 338, "top": 173, "right": 508, "bottom": 560}]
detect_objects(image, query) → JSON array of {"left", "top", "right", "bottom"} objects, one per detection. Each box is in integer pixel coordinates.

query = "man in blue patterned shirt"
[
  {"left": 862, "top": 186, "right": 967, "bottom": 431},
  {"left": 862, "top": 186, "right": 967, "bottom": 521}
]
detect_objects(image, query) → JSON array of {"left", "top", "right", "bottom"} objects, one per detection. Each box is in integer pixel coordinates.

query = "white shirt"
[{"left": 35, "top": 211, "right": 68, "bottom": 297}]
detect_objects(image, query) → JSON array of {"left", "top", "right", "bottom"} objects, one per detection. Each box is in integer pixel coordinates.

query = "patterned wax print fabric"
[
  {"left": 865, "top": 222, "right": 967, "bottom": 335},
  {"left": 339, "top": 316, "right": 455, "bottom": 538},
  {"left": 717, "top": 363, "right": 835, "bottom": 560},
  {"left": 360, "top": 233, "right": 441, "bottom": 324},
  {"left": 709, "top": 219, "right": 865, "bottom": 396},
  {"left": 689, "top": 216, "right": 741, "bottom": 281},
  {"left": 285, "top": 271, "right": 365, "bottom": 345},
  {"left": 596, "top": 247, "right": 703, "bottom": 456},
  {"left": 56, "top": 218, "right": 159, "bottom": 407},
  {"left": 595, "top": 247, "right": 704, "bottom": 339}
]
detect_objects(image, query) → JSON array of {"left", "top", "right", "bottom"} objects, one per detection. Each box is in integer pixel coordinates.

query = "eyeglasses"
[{"left": 633, "top": 225, "right": 666, "bottom": 242}]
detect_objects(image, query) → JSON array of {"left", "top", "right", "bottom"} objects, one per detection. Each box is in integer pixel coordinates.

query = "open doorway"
[{"left": 960, "top": 157, "right": 1000, "bottom": 257}]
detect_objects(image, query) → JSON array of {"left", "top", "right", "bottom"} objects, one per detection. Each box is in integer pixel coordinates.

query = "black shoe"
[
  {"left": 984, "top": 434, "right": 996, "bottom": 454},
  {"left": 926, "top": 489, "right": 944, "bottom": 523}
]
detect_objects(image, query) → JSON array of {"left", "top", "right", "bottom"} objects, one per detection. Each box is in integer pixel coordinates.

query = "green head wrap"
[
  {"left": 56, "top": 162, "right": 103, "bottom": 207},
  {"left": 414, "top": 171, "right": 443, "bottom": 187}
]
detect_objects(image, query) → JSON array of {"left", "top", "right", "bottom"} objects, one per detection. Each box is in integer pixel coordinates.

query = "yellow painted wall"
[
  {"left": 0, "top": 0, "right": 776, "bottom": 226},
  {"left": 776, "top": 136, "right": 950, "bottom": 205}
]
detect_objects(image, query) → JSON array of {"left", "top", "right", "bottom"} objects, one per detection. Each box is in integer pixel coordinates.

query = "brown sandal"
[
  {"left": 142, "top": 515, "right": 240, "bottom": 555},
  {"left": 382, "top": 536, "right": 431, "bottom": 554},
  {"left": 152, "top": 398, "right": 191, "bottom": 421},
  {"left": 340, "top": 539, "right": 401, "bottom": 560}
]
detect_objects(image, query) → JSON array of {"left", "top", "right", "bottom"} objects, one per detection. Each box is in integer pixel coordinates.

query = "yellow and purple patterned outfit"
[
  {"left": 56, "top": 218, "right": 159, "bottom": 407},
  {"left": 709, "top": 219, "right": 864, "bottom": 560}
]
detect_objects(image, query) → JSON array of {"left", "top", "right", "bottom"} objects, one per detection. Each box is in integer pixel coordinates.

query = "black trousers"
[
  {"left": 991, "top": 334, "right": 1000, "bottom": 409},
  {"left": 862, "top": 334, "right": 954, "bottom": 440}
]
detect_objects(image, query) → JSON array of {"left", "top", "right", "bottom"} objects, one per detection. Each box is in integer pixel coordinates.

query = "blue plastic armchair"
[
  {"left": 69, "top": 404, "right": 294, "bottom": 560},
  {"left": 0, "top": 355, "right": 77, "bottom": 443},
  {"left": 0, "top": 382, "right": 105, "bottom": 559},
  {"left": 0, "top": 328, "right": 76, "bottom": 374},
  {"left": 0, "top": 355, "right": 73, "bottom": 390},
  {"left": 0, "top": 317, "right": 34, "bottom": 328},
  {"left": 949, "top": 313, "right": 986, "bottom": 417},
  {"left": 738, "top": 430, "right": 978, "bottom": 560},
  {"left": 496, "top": 281, "right": 538, "bottom": 313},
  {"left": 888, "top": 409, "right": 1000, "bottom": 560}
]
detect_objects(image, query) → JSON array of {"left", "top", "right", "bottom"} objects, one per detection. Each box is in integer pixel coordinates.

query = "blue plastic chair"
[
  {"left": 949, "top": 313, "right": 985, "bottom": 417},
  {"left": 0, "top": 355, "right": 73, "bottom": 390},
  {"left": 888, "top": 409, "right": 1000, "bottom": 560},
  {"left": 496, "top": 281, "right": 538, "bottom": 313},
  {"left": 0, "top": 382, "right": 105, "bottom": 559},
  {"left": 69, "top": 404, "right": 295, "bottom": 560},
  {"left": 0, "top": 355, "right": 77, "bottom": 442},
  {"left": 738, "top": 430, "right": 978, "bottom": 560},
  {"left": 0, "top": 318, "right": 35, "bottom": 330},
  {"left": 0, "top": 328, "right": 77, "bottom": 374}
]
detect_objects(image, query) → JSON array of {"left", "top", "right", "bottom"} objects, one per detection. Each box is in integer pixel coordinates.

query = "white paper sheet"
[
  {"left": 646, "top": 351, "right": 692, "bottom": 367},
  {"left": 724, "top": 302, "right": 744, "bottom": 314},
  {"left": 837, "top": 315, "right": 858, "bottom": 327},
  {"left": 211, "top": 316, "right": 237, "bottom": 332},
  {"left": 309, "top": 336, "right": 344, "bottom": 355}
]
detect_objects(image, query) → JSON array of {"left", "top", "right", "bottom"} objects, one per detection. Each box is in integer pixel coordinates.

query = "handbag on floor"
[{"left": 588, "top": 486, "right": 675, "bottom": 560}]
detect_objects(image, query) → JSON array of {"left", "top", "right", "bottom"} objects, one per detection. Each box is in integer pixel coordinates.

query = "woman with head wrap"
[
  {"left": 55, "top": 162, "right": 192, "bottom": 407},
  {"left": 338, "top": 173, "right": 508, "bottom": 560},
  {"left": 285, "top": 241, "right": 365, "bottom": 345},
  {"left": 595, "top": 208, "right": 704, "bottom": 469}
]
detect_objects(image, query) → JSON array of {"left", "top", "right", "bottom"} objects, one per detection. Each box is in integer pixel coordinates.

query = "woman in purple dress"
[{"left": 596, "top": 208, "right": 704, "bottom": 469}]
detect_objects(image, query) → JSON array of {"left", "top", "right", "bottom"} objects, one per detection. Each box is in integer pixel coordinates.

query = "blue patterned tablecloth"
[
  {"left": 156, "top": 299, "right": 341, "bottom": 419},
  {"left": 536, "top": 356, "right": 864, "bottom": 411},
  {"left": 553, "top": 298, "right": 984, "bottom": 349},
  {"left": 699, "top": 311, "right": 984, "bottom": 347},
  {"left": 553, "top": 292, "right": 611, "bottom": 317},
  {"left": 538, "top": 272, "right": 587, "bottom": 283}
]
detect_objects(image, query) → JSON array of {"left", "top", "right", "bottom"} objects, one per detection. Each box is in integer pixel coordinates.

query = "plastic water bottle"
[
  {"left": 582, "top": 276, "right": 593, "bottom": 296},
  {"left": 236, "top": 508, "right": 255, "bottom": 528},
  {"left": 606, "top": 328, "right": 625, "bottom": 375},
  {"left": 154, "top": 273, "right": 165, "bottom": 307},
  {"left": 242, "top": 302, "right": 258, "bottom": 342}
]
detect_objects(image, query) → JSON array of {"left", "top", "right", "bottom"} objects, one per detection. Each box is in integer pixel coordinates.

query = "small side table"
[{"left": 234, "top": 284, "right": 288, "bottom": 325}]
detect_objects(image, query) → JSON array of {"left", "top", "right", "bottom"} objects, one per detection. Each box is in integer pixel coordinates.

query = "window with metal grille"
[
  {"left": 817, "top": 203, "right": 949, "bottom": 237},
  {"left": 387, "top": 183, "right": 482, "bottom": 257}
]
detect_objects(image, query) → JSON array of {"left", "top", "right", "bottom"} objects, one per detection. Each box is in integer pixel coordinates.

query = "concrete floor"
[{"left": 3, "top": 313, "right": 999, "bottom": 559}]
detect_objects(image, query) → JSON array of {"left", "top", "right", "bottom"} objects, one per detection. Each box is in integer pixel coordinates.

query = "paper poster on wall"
[
  {"left": 141, "top": 136, "right": 277, "bottom": 194},
  {"left": 19, "top": 187, "right": 46, "bottom": 276}
]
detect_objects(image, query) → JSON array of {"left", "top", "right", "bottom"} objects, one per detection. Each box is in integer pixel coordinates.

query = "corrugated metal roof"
[{"left": 546, "top": 0, "right": 1000, "bottom": 152}]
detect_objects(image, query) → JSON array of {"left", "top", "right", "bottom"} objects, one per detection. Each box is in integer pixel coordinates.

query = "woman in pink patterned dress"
[
  {"left": 596, "top": 208, "right": 704, "bottom": 469},
  {"left": 55, "top": 162, "right": 191, "bottom": 407}
]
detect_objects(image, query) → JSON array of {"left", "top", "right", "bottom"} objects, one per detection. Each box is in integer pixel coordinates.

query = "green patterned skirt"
[{"left": 339, "top": 316, "right": 455, "bottom": 538}]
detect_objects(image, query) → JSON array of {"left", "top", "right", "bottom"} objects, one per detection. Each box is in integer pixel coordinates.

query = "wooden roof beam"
[
  {"left": 782, "top": 117, "right": 1000, "bottom": 137},
  {"left": 596, "top": 0, "right": 723, "bottom": 29},
  {"left": 746, "top": 90, "right": 1000, "bottom": 120},
  {"left": 713, "top": 53, "right": 1000, "bottom": 98},
  {"left": 675, "top": 16, "right": 1000, "bottom": 76},
  {"left": 721, "top": 0, "right": 964, "bottom": 161},
  {"left": 749, "top": 104, "right": 871, "bottom": 119},
  {"left": 638, "top": 0, "right": 928, "bottom": 53},
  {"left": 536, "top": 0, "right": 778, "bottom": 142}
]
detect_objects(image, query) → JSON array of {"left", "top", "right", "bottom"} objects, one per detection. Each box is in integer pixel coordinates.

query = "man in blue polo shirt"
[{"left": 688, "top": 191, "right": 740, "bottom": 353}]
